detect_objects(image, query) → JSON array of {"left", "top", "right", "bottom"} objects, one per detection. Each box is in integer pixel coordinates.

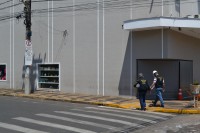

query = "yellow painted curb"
[
  {"left": 118, "top": 103, "right": 140, "bottom": 109},
  {"left": 1, "top": 91, "right": 200, "bottom": 114},
  {"left": 151, "top": 108, "right": 200, "bottom": 114},
  {"left": 104, "top": 103, "right": 200, "bottom": 114}
]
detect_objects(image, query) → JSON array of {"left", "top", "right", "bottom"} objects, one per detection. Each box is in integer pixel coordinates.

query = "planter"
[
  {"left": 190, "top": 84, "right": 200, "bottom": 108},
  {"left": 190, "top": 84, "right": 200, "bottom": 95}
]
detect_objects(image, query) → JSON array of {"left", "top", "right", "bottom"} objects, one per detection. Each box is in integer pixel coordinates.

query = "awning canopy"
[{"left": 123, "top": 17, "right": 200, "bottom": 39}]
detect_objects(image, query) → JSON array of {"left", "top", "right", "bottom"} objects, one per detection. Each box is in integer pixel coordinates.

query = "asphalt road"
[
  {"left": 133, "top": 114, "right": 200, "bottom": 133},
  {"left": 0, "top": 96, "right": 177, "bottom": 133}
]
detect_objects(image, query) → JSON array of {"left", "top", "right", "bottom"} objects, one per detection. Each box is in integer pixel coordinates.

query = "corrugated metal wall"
[{"left": 137, "top": 59, "right": 193, "bottom": 100}]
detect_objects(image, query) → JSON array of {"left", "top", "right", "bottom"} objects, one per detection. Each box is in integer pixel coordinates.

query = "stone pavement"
[{"left": 0, "top": 88, "right": 200, "bottom": 114}]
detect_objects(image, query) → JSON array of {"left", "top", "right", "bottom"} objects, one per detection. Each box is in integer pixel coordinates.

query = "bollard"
[{"left": 178, "top": 88, "right": 183, "bottom": 100}]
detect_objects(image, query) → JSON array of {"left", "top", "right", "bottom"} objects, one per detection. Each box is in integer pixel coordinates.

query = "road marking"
[
  {"left": 72, "top": 109, "right": 157, "bottom": 123},
  {"left": 36, "top": 113, "right": 118, "bottom": 130},
  {"left": 0, "top": 122, "right": 49, "bottom": 133},
  {"left": 55, "top": 111, "right": 143, "bottom": 127},
  {"left": 86, "top": 107, "right": 169, "bottom": 120},
  {"left": 98, "top": 106, "right": 176, "bottom": 116},
  {"left": 13, "top": 117, "right": 96, "bottom": 133}
]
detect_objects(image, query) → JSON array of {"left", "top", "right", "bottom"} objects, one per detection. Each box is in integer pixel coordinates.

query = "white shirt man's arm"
[
  {"left": 150, "top": 77, "right": 157, "bottom": 90},
  {"left": 163, "top": 78, "right": 165, "bottom": 92}
]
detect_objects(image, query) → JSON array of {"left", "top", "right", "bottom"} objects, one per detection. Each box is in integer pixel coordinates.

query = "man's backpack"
[{"left": 138, "top": 79, "right": 150, "bottom": 91}]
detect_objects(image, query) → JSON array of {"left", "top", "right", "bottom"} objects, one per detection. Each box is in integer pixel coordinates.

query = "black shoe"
[
  {"left": 152, "top": 101, "right": 156, "bottom": 107},
  {"left": 161, "top": 105, "right": 164, "bottom": 108}
]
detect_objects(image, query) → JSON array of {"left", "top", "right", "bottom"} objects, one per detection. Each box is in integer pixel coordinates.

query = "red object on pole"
[{"left": 178, "top": 88, "right": 183, "bottom": 100}]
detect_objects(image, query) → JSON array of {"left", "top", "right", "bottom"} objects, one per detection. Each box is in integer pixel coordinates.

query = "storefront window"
[{"left": 0, "top": 64, "right": 6, "bottom": 81}]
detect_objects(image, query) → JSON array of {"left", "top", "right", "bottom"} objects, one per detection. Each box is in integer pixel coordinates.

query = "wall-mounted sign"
[{"left": 25, "top": 40, "right": 33, "bottom": 66}]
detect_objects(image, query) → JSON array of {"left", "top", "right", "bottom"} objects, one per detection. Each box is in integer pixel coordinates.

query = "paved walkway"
[{"left": 0, "top": 89, "right": 200, "bottom": 114}]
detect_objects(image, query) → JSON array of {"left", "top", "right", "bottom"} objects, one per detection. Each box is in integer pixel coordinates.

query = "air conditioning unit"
[
  {"left": 194, "top": 15, "right": 199, "bottom": 18},
  {"left": 187, "top": 15, "right": 194, "bottom": 18},
  {"left": 186, "top": 15, "right": 200, "bottom": 18}
]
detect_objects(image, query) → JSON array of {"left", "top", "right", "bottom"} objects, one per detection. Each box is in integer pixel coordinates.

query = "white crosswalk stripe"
[
  {"left": 72, "top": 109, "right": 157, "bottom": 123},
  {"left": 13, "top": 117, "right": 97, "bottom": 133},
  {"left": 0, "top": 106, "right": 175, "bottom": 133},
  {"left": 36, "top": 113, "right": 119, "bottom": 130},
  {"left": 98, "top": 106, "right": 176, "bottom": 116},
  {"left": 86, "top": 107, "right": 170, "bottom": 120},
  {"left": 0, "top": 122, "right": 49, "bottom": 133},
  {"left": 55, "top": 111, "right": 144, "bottom": 127}
]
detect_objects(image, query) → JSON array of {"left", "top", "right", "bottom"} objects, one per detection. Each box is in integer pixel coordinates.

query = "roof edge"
[{"left": 123, "top": 17, "right": 200, "bottom": 30}]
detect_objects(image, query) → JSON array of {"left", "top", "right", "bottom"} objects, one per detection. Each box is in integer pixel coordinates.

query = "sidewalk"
[{"left": 0, "top": 88, "right": 200, "bottom": 114}]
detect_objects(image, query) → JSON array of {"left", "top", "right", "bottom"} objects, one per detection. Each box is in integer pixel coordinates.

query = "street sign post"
[
  {"left": 25, "top": 40, "right": 33, "bottom": 66},
  {"left": 24, "top": 40, "right": 32, "bottom": 95}
]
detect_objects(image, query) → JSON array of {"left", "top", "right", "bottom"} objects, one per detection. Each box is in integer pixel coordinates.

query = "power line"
[
  {"left": 0, "top": 0, "right": 12, "bottom": 6},
  {"left": 0, "top": 0, "right": 198, "bottom": 10},
  {"left": 31, "top": 0, "right": 200, "bottom": 15},
  {"left": 30, "top": 0, "right": 200, "bottom": 12},
  {"left": 32, "top": 0, "right": 68, "bottom": 2},
  {"left": 0, "top": 0, "right": 198, "bottom": 12},
  {"left": 0, "top": 0, "right": 200, "bottom": 23},
  {"left": 0, "top": 3, "right": 22, "bottom": 11}
]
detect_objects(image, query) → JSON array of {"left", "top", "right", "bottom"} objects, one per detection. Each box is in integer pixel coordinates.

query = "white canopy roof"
[
  {"left": 123, "top": 17, "right": 200, "bottom": 39},
  {"left": 123, "top": 17, "right": 200, "bottom": 30}
]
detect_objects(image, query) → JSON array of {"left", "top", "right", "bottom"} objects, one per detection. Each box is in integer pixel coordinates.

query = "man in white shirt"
[{"left": 150, "top": 70, "right": 165, "bottom": 107}]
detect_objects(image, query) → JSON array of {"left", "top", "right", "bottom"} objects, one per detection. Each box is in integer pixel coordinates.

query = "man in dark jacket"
[{"left": 134, "top": 73, "right": 150, "bottom": 111}]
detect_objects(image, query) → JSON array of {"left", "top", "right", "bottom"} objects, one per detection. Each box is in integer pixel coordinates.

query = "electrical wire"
[
  {"left": 30, "top": 0, "right": 200, "bottom": 17},
  {"left": 0, "top": 3, "right": 22, "bottom": 11},
  {"left": 0, "top": 0, "right": 200, "bottom": 23},
  {"left": 0, "top": 0, "right": 12, "bottom": 6},
  {"left": 0, "top": 0, "right": 198, "bottom": 13},
  {"left": 30, "top": 0, "right": 200, "bottom": 13}
]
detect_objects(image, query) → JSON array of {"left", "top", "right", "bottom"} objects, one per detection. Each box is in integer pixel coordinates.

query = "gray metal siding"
[
  {"left": 0, "top": 0, "right": 200, "bottom": 97},
  {"left": 180, "top": 60, "right": 193, "bottom": 99},
  {"left": 167, "top": 30, "right": 200, "bottom": 82},
  {"left": 136, "top": 59, "right": 193, "bottom": 100}
]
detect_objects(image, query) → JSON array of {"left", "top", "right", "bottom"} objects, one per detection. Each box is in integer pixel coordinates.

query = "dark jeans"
[{"left": 138, "top": 91, "right": 146, "bottom": 110}]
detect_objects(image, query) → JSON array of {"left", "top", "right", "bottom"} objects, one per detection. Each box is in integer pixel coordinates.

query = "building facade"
[{"left": 0, "top": 0, "right": 200, "bottom": 98}]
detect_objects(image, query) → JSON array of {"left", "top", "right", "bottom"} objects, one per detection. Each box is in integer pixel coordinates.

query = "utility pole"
[
  {"left": 23, "top": 0, "right": 32, "bottom": 94},
  {"left": 24, "top": 0, "right": 31, "bottom": 41}
]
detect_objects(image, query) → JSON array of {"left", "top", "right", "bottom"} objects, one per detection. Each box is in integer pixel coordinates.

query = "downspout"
[
  {"left": 161, "top": 0, "right": 164, "bottom": 58},
  {"left": 162, "top": 28, "right": 164, "bottom": 59},
  {"left": 130, "top": 0, "right": 133, "bottom": 97},
  {"left": 103, "top": 0, "right": 105, "bottom": 96},
  {"left": 97, "top": 0, "right": 100, "bottom": 95}
]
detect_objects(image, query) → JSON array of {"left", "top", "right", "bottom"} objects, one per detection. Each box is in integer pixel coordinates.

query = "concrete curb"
[
  {"left": 147, "top": 108, "right": 200, "bottom": 114},
  {"left": 0, "top": 91, "right": 200, "bottom": 114}
]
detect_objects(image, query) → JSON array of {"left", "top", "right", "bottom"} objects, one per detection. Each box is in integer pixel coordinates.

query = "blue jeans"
[
  {"left": 154, "top": 88, "right": 164, "bottom": 106},
  {"left": 138, "top": 91, "right": 146, "bottom": 110}
]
